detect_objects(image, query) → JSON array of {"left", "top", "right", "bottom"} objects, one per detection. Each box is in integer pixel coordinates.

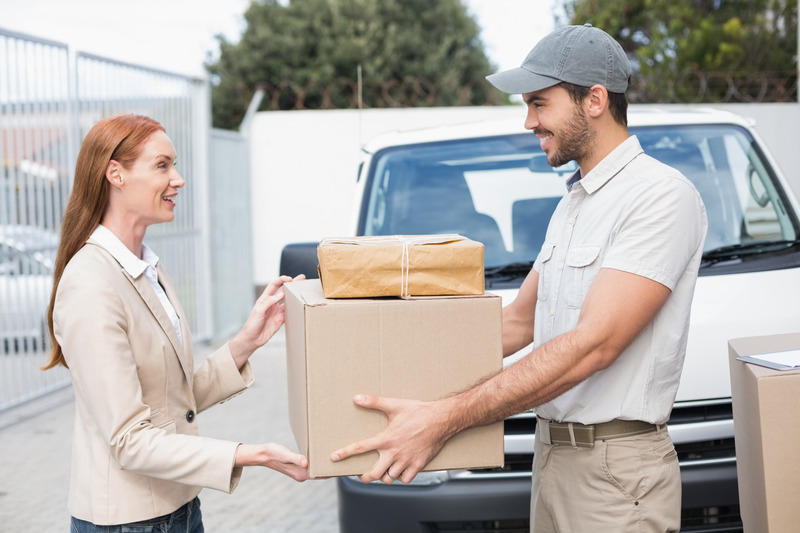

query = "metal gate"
[{"left": 1, "top": 27, "right": 250, "bottom": 413}]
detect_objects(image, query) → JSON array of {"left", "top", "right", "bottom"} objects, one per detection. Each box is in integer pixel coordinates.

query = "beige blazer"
[{"left": 54, "top": 240, "right": 254, "bottom": 525}]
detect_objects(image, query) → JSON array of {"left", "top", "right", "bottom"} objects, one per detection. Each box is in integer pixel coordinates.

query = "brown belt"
[{"left": 536, "top": 417, "right": 659, "bottom": 448}]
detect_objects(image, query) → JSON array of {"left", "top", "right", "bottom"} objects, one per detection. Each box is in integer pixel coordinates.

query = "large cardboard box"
[
  {"left": 317, "top": 234, "right": 484, "bottom": 298},
  {"left": 728, "top": 332, "right": 800, "bottom": 533},
  {"left": 284, "top": 278, "right": 504, "bottom": 478}
]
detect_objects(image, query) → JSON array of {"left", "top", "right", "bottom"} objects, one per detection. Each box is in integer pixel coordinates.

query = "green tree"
[
  {"left": 206, "top": 0, "right": 505, "bottom": 129},
  {"left": 561, "top": 0, "right": 798, "bottom": 103}
]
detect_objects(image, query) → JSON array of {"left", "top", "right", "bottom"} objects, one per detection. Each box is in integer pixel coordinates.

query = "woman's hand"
[
  {"left": 235, "top": 443, "right": 309, "bottom": 482},
  {"left": 229, "top": 274, "right": 305, "bottom": 368}
]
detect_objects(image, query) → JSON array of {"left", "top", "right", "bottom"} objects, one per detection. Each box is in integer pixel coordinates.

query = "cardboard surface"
[
  {"left": 728, "top": 332, "right": 800, "bottom": 533},
  {"left": 284, "top": 278, "right": 504, "bottom": 478},
  {"left": 317, "top": 234, "right": 484, "bottom": 298}
]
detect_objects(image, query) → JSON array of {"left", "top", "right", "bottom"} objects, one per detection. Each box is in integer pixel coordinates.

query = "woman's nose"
[{"left": 171, "top": 170, "right": 185, "bottom": 188}]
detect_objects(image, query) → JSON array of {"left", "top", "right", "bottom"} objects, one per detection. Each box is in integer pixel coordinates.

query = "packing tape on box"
[{"left": 319, "top": 234, "right": 466, "bottom": 299}]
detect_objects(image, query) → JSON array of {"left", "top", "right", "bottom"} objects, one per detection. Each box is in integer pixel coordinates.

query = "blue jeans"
[{"left": 70, "top": 497, "right": 203, "bottom": 533}]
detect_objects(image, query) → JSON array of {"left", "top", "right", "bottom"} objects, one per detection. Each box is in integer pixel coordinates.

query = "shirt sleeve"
[{"left": 601, "top": 172, "right": 707, "bottom": 290}]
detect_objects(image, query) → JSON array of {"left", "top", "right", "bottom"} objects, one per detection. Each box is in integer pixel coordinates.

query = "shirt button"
[{"left": 185, "top": 410, "right": 195, "bottom": 423}]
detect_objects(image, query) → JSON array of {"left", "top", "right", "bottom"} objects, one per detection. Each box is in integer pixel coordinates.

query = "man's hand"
[{"left": 330, "top": 394, "right": 456, "bottom": 484}]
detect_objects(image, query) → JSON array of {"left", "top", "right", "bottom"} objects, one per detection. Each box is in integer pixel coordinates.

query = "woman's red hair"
[{"left": 43, "top": 114, "right": 165, "bottom": 369}]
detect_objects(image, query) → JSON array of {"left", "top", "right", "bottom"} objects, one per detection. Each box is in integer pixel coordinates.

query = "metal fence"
[{"left": 1, "top": 28, "right": 252, "bottom": 413}]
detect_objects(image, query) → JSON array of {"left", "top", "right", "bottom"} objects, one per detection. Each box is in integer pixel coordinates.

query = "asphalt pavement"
[{"left": 0, "top": 331, "right": 339, "bottom": 532}]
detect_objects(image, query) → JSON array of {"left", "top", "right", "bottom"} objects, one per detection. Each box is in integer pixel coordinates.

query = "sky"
[{"left": 0, "top": 0, "right": 557, "bottom": 78}]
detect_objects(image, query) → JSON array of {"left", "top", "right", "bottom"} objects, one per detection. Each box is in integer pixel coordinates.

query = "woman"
[{"left": 43, "top": 114, "right": 308, "bottom": 531}]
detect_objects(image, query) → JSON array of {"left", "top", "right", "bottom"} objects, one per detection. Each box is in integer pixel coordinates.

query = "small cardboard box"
[
  {"left": 317, "top": 234, "right": 484, "bottom": 298},
  {"left": 728, "top": 332, "right": 800, "bottom": 533},
  {"left": 284, "top": 278, "right": 504, "bottom": 478}
]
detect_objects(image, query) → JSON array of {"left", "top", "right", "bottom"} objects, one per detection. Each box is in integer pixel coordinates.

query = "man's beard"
[{"left": 541, "top": 105, "right": 596, "bottom": 169}]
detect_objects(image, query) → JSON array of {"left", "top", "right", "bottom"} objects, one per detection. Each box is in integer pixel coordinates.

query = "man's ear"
[
  {"left": 106, "top": 160, "right": 123, "bottom": 187},
  {"left": 585, "top": 84, "right": 609, "bottom": 118}
]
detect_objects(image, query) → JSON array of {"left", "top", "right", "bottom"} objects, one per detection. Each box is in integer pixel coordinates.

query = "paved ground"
[{"left": 0, "top": 332, "right": 339, "bottom": 532}]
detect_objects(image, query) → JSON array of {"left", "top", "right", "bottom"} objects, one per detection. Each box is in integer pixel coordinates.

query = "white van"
[{"left": 281, "top": 107, "right": 800, "bottom": 532}]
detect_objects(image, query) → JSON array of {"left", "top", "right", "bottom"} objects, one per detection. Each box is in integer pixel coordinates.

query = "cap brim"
[{"left": 485, "top": 67, "right": 561, "bottom": 95}]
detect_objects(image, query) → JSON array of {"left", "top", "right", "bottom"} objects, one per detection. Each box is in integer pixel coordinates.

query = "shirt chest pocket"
[
  {"left": 536, "top": 242, "right": 556, "bottom": 302},
  {"left": 563, "top": 245, "right": 601, "bottom": 309}
]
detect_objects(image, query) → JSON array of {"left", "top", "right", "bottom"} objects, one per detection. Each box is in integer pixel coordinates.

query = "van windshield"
[{"left": 359, "top": 124, "right": 799, "bottom": 279}]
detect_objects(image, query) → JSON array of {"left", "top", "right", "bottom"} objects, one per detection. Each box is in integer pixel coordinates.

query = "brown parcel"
[
  {"left": 284, "top": 278, "right": 504, "bottom": 479},
  {"left": 729, "top": 332, "right": 800, "bottom": 533},
  {"left": 317, "top": 234, "right": 484, "bottom": 298}
]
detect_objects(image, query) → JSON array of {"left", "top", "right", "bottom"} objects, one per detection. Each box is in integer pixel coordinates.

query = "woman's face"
[{"left": 119, "top": 130, "right": 184, "bottom": 228}]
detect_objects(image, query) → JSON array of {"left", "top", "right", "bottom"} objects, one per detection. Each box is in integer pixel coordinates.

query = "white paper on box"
[{"left": 737, "top": 349, "right": 800, "bottom": 371}]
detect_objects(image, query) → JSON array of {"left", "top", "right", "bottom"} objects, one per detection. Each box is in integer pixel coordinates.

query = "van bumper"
[{"left": 337, "top": 460, "right": 741, "bottom": 533}]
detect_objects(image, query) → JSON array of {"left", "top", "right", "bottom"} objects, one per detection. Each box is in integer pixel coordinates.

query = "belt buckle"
[
  {"left": 550, "top": 422, "right": 596, "bottom": 448},
  {"left": 570, "top": 424, "right": 595, "bottom": 448}
]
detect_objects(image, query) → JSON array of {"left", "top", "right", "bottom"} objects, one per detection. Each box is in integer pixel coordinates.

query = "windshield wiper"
[
  {"left": 484, "top": 261, "right": 534, "bottom": 279},
  {"left": 701, "top": 239, "right": 800, "bottom": 266}
]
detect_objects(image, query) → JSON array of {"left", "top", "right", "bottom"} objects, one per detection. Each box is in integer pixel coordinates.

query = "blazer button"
[{"left": 185, "top": 410, "right": 195, "bottom": 423}]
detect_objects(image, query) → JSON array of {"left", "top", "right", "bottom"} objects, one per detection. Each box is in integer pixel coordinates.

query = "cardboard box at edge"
[
  {"left": 284, "top": 278, "right": 505, "bottom": 478},
  {"left": 728, "top": 332, "right": 800, "bottom": 533}
]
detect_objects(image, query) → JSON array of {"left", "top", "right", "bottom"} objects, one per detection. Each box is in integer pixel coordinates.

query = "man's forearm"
[{"left": 444, "top": 329, "right": 601, "bottom": 433}]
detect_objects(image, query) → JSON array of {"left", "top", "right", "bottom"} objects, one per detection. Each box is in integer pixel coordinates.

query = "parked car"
[
  {"left": 0, "top": 225, "right": 58, "bottom": 354},
  {"left": 280, "top": 107, "right": 800, "bottom": 532}
]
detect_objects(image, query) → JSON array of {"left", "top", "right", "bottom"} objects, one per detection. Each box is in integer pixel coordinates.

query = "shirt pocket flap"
[
  {"left": 566, "top": 245, "right": 601, "bottom": 268},
  {"left": 538, "top": 242, "right": 556, "bottom": 263}
]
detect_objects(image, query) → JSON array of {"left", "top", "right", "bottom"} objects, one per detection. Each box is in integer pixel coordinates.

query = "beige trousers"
[{"left": 530, "top": 424, "right": 681, "bottom": 532}]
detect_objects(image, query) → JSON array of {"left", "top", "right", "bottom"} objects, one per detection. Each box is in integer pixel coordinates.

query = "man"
[{"left": 331, "top": 24, "right": 707, "bottom": 532}]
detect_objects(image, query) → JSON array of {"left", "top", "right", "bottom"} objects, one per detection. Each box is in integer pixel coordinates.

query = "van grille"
[
  {"left": 424, "top": 519, "right": 529, "bottom": 532},
  {"left": 681, "top": 505, "right": 743, "bottom": 532},
  {"left": 423, "top": 509, "right": 742, "bottom": 533}
]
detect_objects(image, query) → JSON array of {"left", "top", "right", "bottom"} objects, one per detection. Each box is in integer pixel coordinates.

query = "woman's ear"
[{"left": 106, "top": 160, "right": 123, "bottom": 187}]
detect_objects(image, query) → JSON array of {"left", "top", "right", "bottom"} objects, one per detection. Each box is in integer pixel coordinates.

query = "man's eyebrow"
[{"left": 523, "top": 93, "right": 543, "bottom": 105}]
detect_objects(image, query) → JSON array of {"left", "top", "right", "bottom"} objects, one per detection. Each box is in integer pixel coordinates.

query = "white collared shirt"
[
  {"left": 532, "top": 136, "right": 707, "bottom": 425},
  {"left": 90, "top": 225, "right": 183, "bottom": 346}
]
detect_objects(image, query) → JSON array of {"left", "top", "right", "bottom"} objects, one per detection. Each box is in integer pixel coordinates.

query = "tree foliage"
[
  {"left": 561, "top": 0, "right": 798, "bottom": 103},
  {"left": 206, "top": 0, "right": 504, "bottom": 129}
]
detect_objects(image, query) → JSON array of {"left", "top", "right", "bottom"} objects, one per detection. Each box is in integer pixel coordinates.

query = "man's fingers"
[
  {"left": 330, "top": 434, "right": 381, "bottom": 463},
  {"left": 354, "top": 393, "right": 396, "bottom": 413},
  {"left": 330, "top": 395, "right": 433, "bottom": 484}
]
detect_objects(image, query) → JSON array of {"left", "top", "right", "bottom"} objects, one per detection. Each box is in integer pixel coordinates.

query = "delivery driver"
[{"left": 330, "top": 23, "right": 707, "bottom": 532}]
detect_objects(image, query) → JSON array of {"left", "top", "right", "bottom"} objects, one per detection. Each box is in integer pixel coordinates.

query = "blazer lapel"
[
  {"left": 155, "top": 262, "right": 194, "bottom": 384},
  {"left": 88, "top": 239, "right": 194, "bottom": 387},
  {"left": 125, "top": 271, "right": 185, "bottom": 357}
]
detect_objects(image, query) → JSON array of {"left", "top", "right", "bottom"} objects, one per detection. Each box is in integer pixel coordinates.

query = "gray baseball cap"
[{"left": 486, "top": 23, "right": 631, "bottom": 94}]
